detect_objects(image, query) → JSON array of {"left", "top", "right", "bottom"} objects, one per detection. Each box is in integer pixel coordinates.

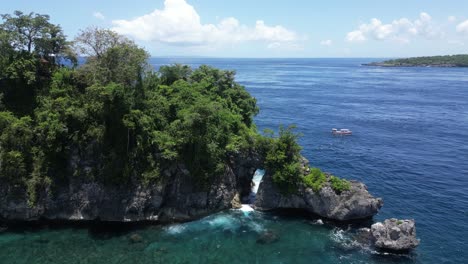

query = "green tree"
[
  {"left": 74, "top": 27, "right": 149, "bottom": 88},
  {"left": 264, "top": 125, "right": 303, "bottom": 193},
  {"left": 74, "top": 27, "right": 126, "bottom": 58},
  {"left": 159, "top": 64, "right": 192, "bottom": 85},
  {"left": 1, "top": 11, "right": 51, "bottom": 53},
  {"left": 1, "top": 13, "right": 316, "bottom": 201},
  {"left": 0, "top": 11, "right": 74, "bottom": 65},
  {"left": 0, "top": 11, "right": 75, "bottom": 116},
  {"left": 0, "top": 112, "right": 33, "bottom": 183}
]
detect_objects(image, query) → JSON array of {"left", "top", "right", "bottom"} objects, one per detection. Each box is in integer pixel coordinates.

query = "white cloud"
[
  {"left": 111, "top": 0, "right": 299, "bottom": 48},
  {"left": 320, "top": 39, "right": 333, "bottom": 46},
  {"left": 456, "top": 20, "right": 468, "bottom": 34},
  {"left": 346, "top": 30, "right": 366, "bottom": 42},
  {"left": 448, "top": 16, "right": 457, "bottom": 23},
  {"left": 93, "top": 12, "right": 105, "bottom": 20},
  {"left": 346, "top": 12, "right": 442, "bottom": 43}
]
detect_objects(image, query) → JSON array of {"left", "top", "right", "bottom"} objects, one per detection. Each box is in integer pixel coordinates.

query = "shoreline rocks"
[
  {"left": 370, "top": 219, "right": 420, "bottom": 251},
  {"left": 254, "top": 167, "right": 383, "bottom": 221}
]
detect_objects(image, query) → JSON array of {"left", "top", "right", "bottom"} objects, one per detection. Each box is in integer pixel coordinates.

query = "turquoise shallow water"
[
  {"left": 0, "top": 210, "right": 416, "bottom": 264},
  {"left": 1, "top": 58, "right": 468, "bottom": 263}
]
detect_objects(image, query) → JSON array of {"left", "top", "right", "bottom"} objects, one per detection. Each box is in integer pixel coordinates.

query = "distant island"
[{"left": 364, "top": 54, "right": 468, "bottom": 67}]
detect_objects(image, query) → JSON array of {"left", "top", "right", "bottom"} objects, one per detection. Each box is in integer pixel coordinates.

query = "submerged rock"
[
  {"left": 256, "top": 230, "right": 279, "bottom": 244},
  {"left": 354, "top": 228, "right": 372, "bottom": 246},
  {"left": 370, "top": 219, "right": 420, "bottom": 251},
  {"left": 129, "top": 233, "right": 144, "bottom": 243}
]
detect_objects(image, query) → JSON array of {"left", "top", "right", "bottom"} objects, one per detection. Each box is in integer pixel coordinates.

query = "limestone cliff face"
[
  {"left": 0, "top": 150, "right": 382, "bottom": 223},
  {"left": 0, "top": 152, "right": 258, "bottom": 223}
]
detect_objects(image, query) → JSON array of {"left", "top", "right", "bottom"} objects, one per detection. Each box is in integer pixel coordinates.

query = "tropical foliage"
[
  {"left": 0, "top": 11, "right": 350, "bottom": 204},
  {"left": 263, "top": 125, "right": 303, "bottom": 193},
  {"left": 0, "top": 11, "right": 260, "bottom": 199},
  {"left": 303, "top": 167, "right": 327, "bottom": 193},
  {"left": 303, "top": 168, "right": 351, "bottom": 194}
]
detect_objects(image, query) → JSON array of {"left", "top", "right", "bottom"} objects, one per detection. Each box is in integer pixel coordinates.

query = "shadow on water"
[
  {"left": 268, "top": 208, "right": 375, "bottom": 227},
  {"left": 369, "top": 251, "right": 419, "bottom": 264},
  {"left": 0, "top": 218, "right": 154, "bottom": 240}
]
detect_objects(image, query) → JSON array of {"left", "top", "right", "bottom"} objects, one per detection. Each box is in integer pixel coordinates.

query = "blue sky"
[{"left": 2, "top": 0, "right": 468, "bottom": 57}]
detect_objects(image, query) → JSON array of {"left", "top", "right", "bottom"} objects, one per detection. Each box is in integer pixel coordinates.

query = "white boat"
[{"left": 332, "top": 128, "right": 352, "bottom": 135}]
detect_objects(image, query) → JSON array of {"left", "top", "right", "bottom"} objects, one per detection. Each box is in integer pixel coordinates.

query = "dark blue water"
[{"left": 1, "top": 58, "right": 467, "bottom": 263}]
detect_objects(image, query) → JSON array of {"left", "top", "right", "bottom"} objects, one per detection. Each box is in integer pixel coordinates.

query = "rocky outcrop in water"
[
  {"left": 370, "top": 219, "right": 420, "bottom": 251},
  {"left": 254, "top": 158, "right": 383, "bottom": 221}
]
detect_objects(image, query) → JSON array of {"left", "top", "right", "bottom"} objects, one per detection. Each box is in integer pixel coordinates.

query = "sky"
[{"left": 2, "top": 0, "right": 468, "bottom": 58}]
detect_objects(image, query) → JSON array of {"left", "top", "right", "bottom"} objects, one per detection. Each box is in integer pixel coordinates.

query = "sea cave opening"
[{"left": 248, "top": 169, "right": 265, "bottom": 204}]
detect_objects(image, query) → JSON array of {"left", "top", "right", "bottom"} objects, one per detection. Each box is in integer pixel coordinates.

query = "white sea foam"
[
  {"left": 311, "top": 219, "right": 324, "bottom": 225},
  {"left": 331, "top": 228, "right": 347, "bottom": 243},
  {"left": 330, "top": 228, "right": 357, "bottom": 250},
  {"left": 330, "top": 228, "right": 374, "bottom": 253},
  {"left": 207, "top": 215, "right": 240, "bottom": 230},
  {"left": 239, "top": 204, "right": 255, "bottom": 216},
  {"left": 165, "top": 224, "right": 186, "bottom": 235},
  {"left": 247, "top": 221, "right": 265, "bottom": 233},
  {"left": 240, "top": 204, "right": 254, "bottom": 212}
]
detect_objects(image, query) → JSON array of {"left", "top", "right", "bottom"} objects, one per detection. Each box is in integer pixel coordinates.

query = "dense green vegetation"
[
  {"left": 262, "top": 127, "right": 351, "bottom": 194},
  {"left": 0, "top": 11, "right": 259, "bottom": 199},
  {"left": 0, "top": 11, "right": 350, "bottom": 204},
  {"left": 329, "top": 175, "right": 351, "bottom": 194},
  {"left": 263, "top": 125, "right": 303, "bottom": 193},
  {"left": 368, "top": 54, "right": 468, "bottom": 67},
  {"left": 303, "top": 168, "right": 326, "bottom": 193},
  {"left": 302, "top": 168, "right": 351, "bottom": 194}
]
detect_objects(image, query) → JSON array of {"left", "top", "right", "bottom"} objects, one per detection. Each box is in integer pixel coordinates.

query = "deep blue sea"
[{"left": 1, "top": 58, "right": 467, "bottom": 263}]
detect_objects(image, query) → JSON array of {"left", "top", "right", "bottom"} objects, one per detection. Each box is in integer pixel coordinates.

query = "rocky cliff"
[
  {"left": 0, "top": 151, "right": 383, "bottom": 223},
  {"left": 0, "top": 152, "right": 259, "bottom": 223},
  {"left": 254, "top": 159, "right": 383, "bottom": 221}
]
